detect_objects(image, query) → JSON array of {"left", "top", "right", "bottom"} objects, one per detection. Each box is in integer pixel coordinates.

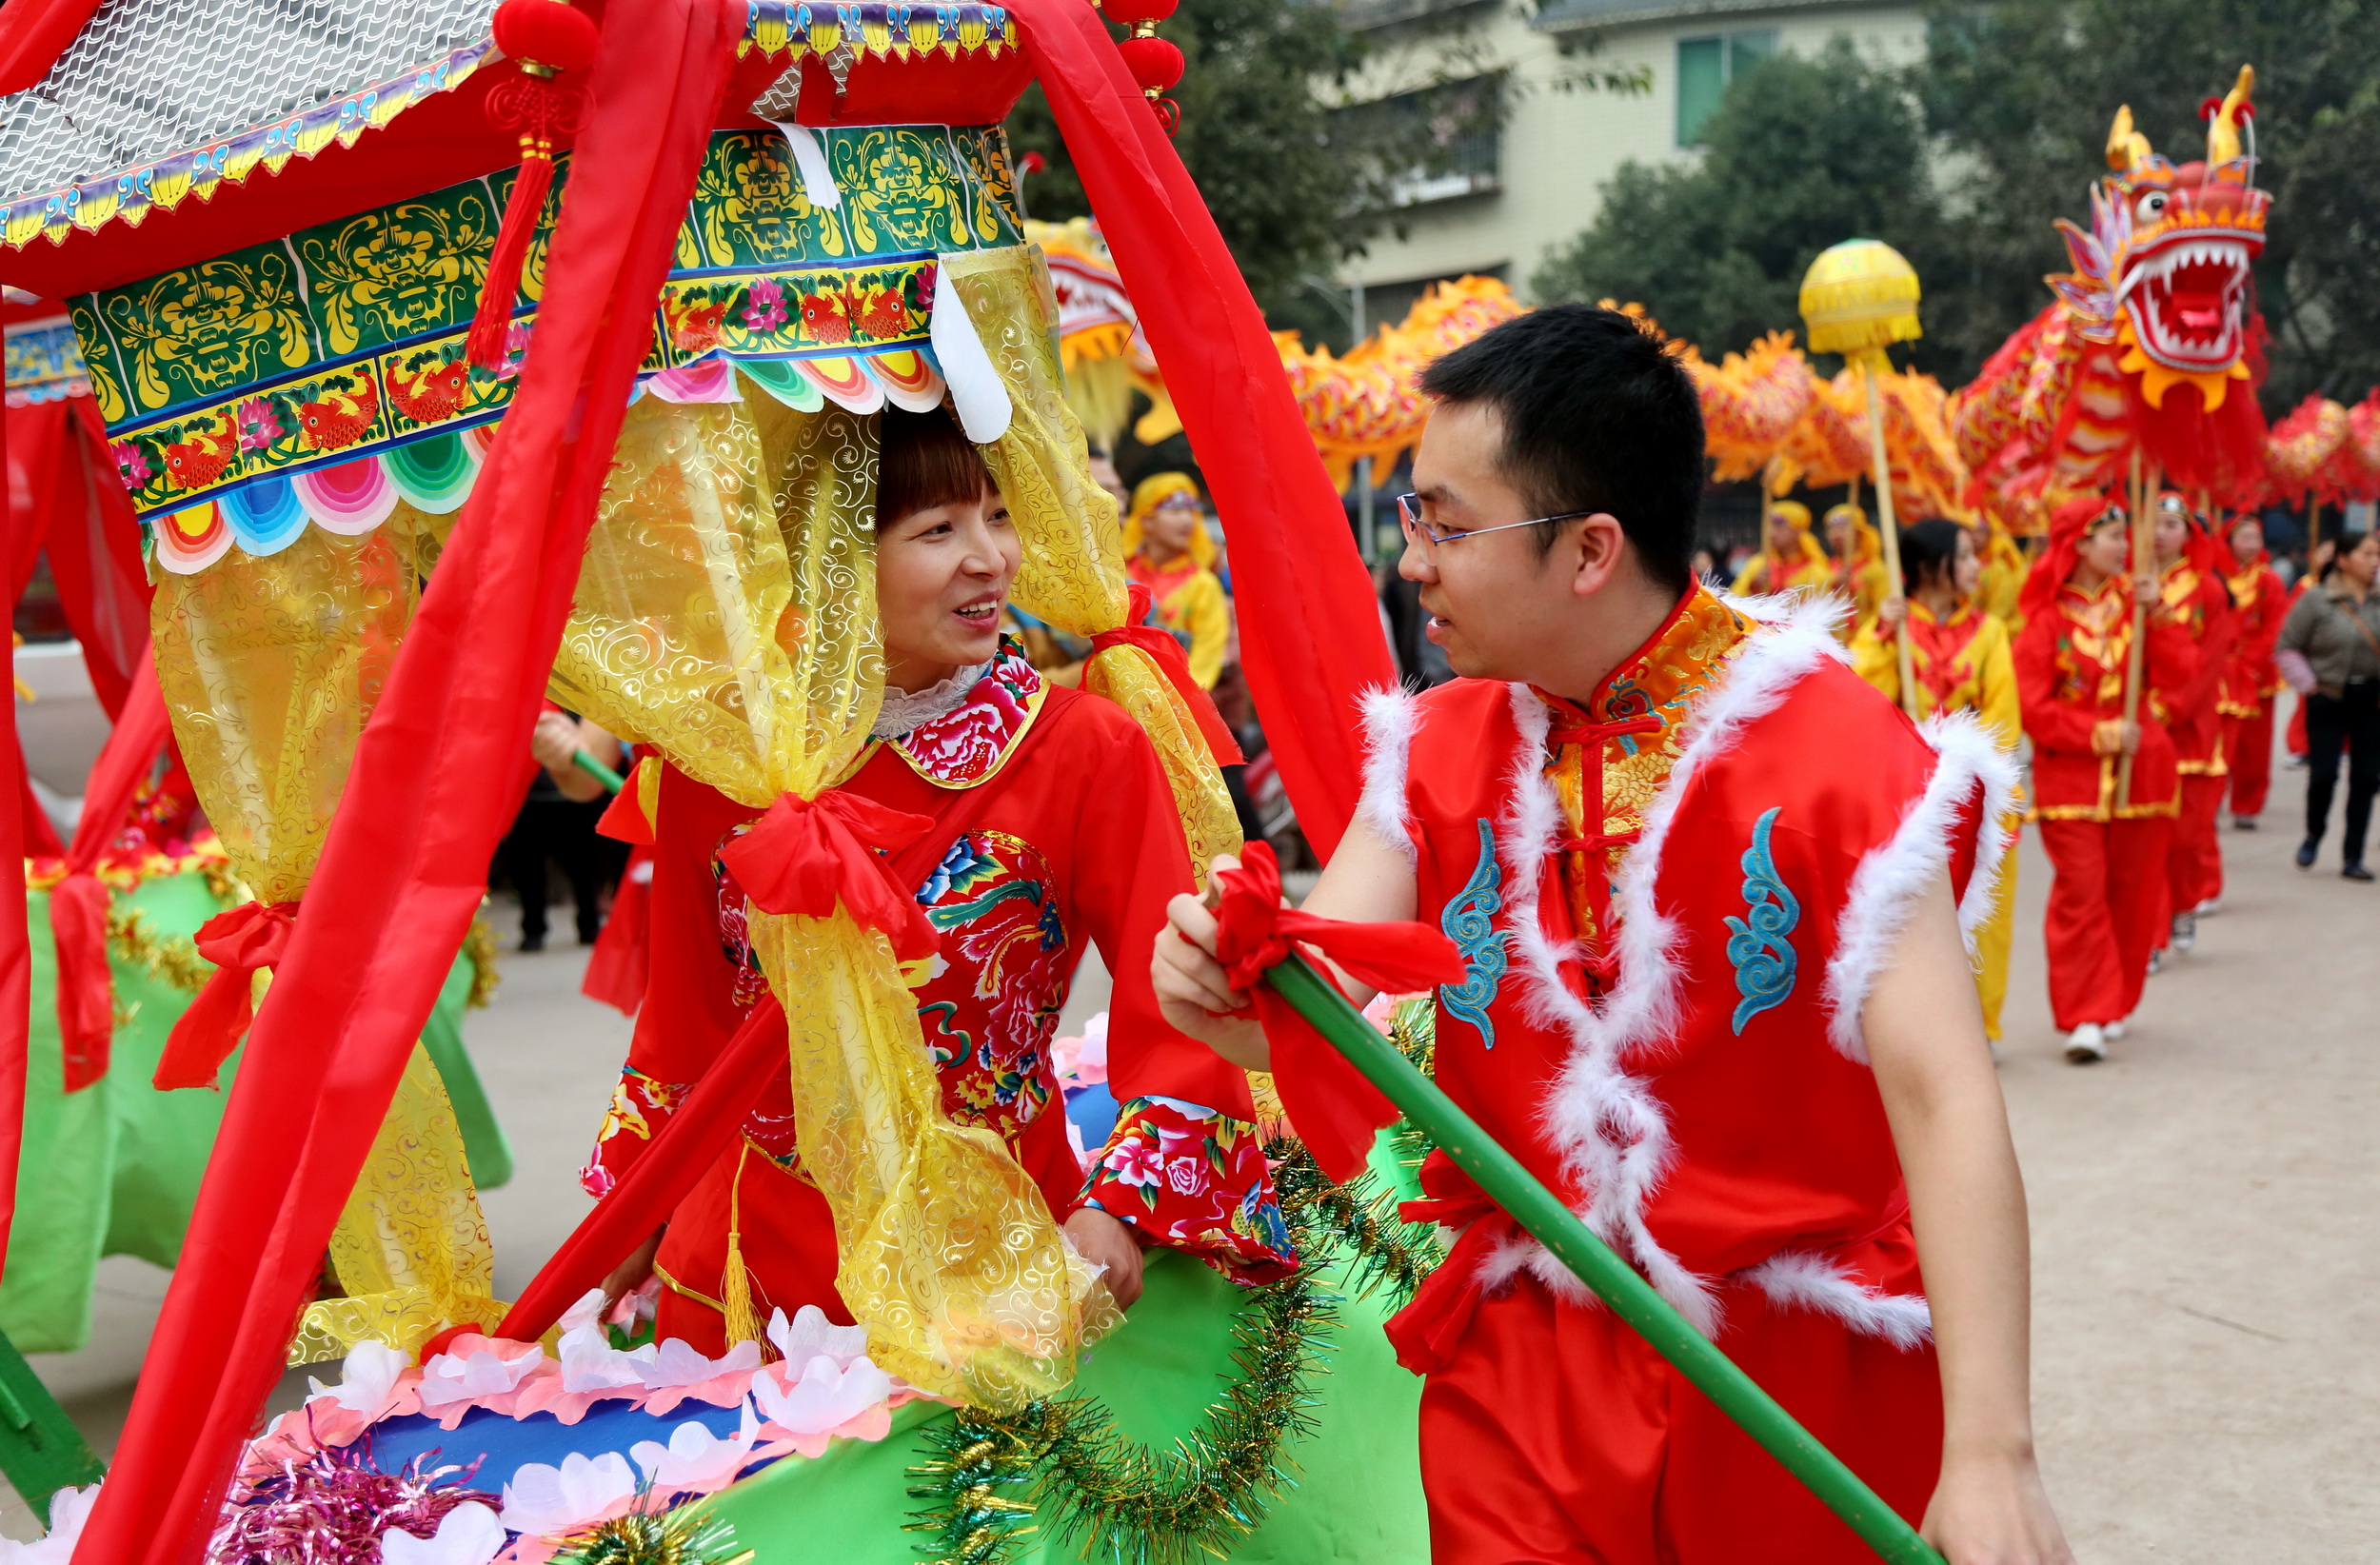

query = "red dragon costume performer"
[
  {"left": 2150, "top": 492, "right": 2238, "bottom": 950},
  {"left": 1954, "top": 68, "right": 2271, "bottom": 519},
  {"left": 2219, "top": 516, "right": 2289, "bottom": 826}
]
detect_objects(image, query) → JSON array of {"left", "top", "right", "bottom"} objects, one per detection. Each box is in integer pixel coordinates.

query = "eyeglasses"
[{"left": 1396, "top": 491, "right": 1596, "bottom": 546}]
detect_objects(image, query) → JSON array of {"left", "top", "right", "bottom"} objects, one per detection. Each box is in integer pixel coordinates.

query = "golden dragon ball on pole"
[{"left": 1800, "top": 238, "right": 1922, "bottom": 718}]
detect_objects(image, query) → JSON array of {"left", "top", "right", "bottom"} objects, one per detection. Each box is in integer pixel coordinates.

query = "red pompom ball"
[
  {"left": 1118, "top": 35, "right": 1185, "bottom": 94},
  {"left": 1103, "top": 0, "right": 1180, "bottom": 26},
  {"left": 493, "top": 0, "right": 600, "bottom": 73}
]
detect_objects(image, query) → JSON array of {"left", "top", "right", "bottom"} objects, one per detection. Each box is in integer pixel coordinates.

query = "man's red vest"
[{"left": 1361, "top": 595, "right": 2013, "bottom": 1366}]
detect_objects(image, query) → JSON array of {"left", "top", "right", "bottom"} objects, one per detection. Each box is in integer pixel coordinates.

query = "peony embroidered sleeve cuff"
[
  {"left": 1078, "top": 1094, "right": 1297, "bottom": 1283},
  {"left": 581, "top": 1064, "right": 685, "bottom": 1199}
]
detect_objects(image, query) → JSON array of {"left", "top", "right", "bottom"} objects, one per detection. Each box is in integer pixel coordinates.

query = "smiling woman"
[{"left": 872, "top": 407, "right": 1021, "bottom": 694}]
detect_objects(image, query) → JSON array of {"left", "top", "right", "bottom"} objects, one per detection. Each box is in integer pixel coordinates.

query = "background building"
[{"left": 1339, "top": 0, "right": 1925, "bottom": 325}]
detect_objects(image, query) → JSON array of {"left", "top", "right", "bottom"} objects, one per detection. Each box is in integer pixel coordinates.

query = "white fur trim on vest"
[
  {"left": 1822, "top": 707, "right": 2023, "bottom": 1064},
  {"left": 1355, "top": 684, "right": 1420, "bottom": 864},
  {"left": 1739, "top": 1249, "right": 1934, "bottom": 1349},
  {"left": 1487, "top": 603, "right": 1845, "bottom": 1338}
]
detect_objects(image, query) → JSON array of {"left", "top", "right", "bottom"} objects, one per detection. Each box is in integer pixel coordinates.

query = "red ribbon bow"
[
  {"left": 151, "top": 901, "right": 302, "bottom": 1091},
  {"left": 713, "top": 789, "right": 940, "bottom": 961},
  {"left": 1088, "top": 582, "right": 1243, "bottom": 763},
  {"left": 1208, "top": 841, "right": 1463, "bottom": 1180}
]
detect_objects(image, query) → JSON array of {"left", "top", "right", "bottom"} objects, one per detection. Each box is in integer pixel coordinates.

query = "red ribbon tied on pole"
[
  {"left": 713, "top": 789, "right": 940, "bottom": 961},
  {"left": 151, "top": 901, "right": 300, "bottom": 1091},
  {"left": 1088, "top": 582, "right": 1243, "bottom": 763},
  {"left": 1209, "top": 841, "right": 1463, "bottom": 1179}
]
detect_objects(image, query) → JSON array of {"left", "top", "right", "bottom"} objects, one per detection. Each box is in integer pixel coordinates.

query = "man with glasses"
[{"left": 1154, "top": 306, "right": 2070, "bottom": 1564}]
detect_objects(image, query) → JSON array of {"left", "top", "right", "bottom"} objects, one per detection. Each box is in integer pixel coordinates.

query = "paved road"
[{"left": 10, "top": 704, "right": 2373, "bottom": 1558}]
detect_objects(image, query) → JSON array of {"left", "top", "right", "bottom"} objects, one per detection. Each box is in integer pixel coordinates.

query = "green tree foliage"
[
  {"left": 1531, "top": 39, "right": 1945, "bottom": 367},
  {"left": 1004, "top": 0, "right": 1486, "bottom": 326},
  {"left": 1918, "top": 0, "right": 2380, "bottom": 411},
  {"left": 1531, "top": 1, "right": 2380, "bottom": 410}
]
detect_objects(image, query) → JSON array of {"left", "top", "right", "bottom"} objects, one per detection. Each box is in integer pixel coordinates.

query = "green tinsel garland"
[
  {"left": 907, "top": 1194, "right": 1333, "bottom": 1565},
  {"left": 907, "top": 1081, "right": 1454, "bottom": 1565}
]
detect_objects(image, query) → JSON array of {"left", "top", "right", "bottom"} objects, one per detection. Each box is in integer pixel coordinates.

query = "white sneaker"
[
  {"left": 2148, "top": 948, "right": 2165, "bottom": 975},
  {"left": 2104, "top": 1019, "right": 2129, "bottom": 1041},
  {"left": 2065, "top": 1022, "right": 2108, "bottom": 1064},
  {"left": 2171, "top": 911, "right": 2197, "bottom": 952},
  {"left": 2194, "top": 897, "right": 2223, "bottom": 916}
]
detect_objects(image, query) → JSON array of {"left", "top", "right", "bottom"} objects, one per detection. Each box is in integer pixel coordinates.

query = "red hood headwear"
[{"left": 2021, "top": 491, "right": 2128, "bottom": 623}]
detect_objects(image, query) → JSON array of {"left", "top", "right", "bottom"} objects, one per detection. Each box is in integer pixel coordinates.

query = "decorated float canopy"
[{"left": 7, "top": 3, "right": 1042, "bottom": 574}]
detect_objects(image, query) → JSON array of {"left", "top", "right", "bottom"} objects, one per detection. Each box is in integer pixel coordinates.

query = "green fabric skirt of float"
[
  {"left": 0, "top": 871, "right": 505, "bottom": 1352},
  {"left": 708, "top": 1246, "right": 1429, "bottom": 1564}
]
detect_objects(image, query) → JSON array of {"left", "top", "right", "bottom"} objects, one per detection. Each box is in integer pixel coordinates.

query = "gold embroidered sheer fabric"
[{"left": 149, "top": 516, "right": 503, "bottom": 1362}]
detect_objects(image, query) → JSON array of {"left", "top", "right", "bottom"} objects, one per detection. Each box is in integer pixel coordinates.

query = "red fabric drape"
[
  {"left": 0, "top": 398, "right": 28, "bottom": 1273},
  {"left": 0, "top": 0, "right": 102, "bottom": 96},
  {"left": 1010, "top": 0, "right": 1391, "bottom": 858},
  {"left": 50, "top": 655, "right": 168, "bottom": 1091},
  {"left": 41, "top": 401, "right": 152, "bottom": 718},
  {"left": 70, "top": 8, "right": 743, "bottom": 1563}
]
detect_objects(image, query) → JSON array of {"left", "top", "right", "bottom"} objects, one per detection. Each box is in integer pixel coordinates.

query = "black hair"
[
  {"left": 1417, "top": 305, "right": 1702, "bottom": 593},
  {"left": 877, "top": 406, "right": 992, "bottom": 530},
  {"left": 1898, "top": 518, "right": 1967, "bottom": 595},
  {"left": 2323, "top": 526, "right": 2373, "bottom": 582}
]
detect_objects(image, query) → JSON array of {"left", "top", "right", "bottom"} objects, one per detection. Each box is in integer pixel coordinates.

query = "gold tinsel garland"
[
  {"left": 548, "top": 1502, "right": 752, "bottom": 1565},
  {"left": 106, "top": 904, "right": 212, "bottom": 995},
  {"left": 461, "top": 915, "right": 501, "bottom": 1010}
]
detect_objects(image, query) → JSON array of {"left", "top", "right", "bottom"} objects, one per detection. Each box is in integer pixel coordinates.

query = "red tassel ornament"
[{"left": 466, "top": 0, "right": 601, "bottom": 372}]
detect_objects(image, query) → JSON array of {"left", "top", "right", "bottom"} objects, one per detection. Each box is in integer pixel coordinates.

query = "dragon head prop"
[{"left": 2053, "top": 66, "right": 2266, "bottom": 412}]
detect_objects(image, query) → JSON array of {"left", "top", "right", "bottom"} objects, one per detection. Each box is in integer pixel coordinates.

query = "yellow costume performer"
[
  {"left": 1122, "top": 471, "right": 1232, "bottom": 689},
  {"left": 1824, "top": 502, "right": 1894, "bottom": 638},
  {"left": 1850, "top": 522, "right": 2023, "bottom": 1040},
  {"left": 1730, "top": 500, "right": 1833, "bottom": 596}
]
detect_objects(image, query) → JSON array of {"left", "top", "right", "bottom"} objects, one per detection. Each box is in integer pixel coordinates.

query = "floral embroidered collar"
[
  {"left": 1533, "top": 584, "right": 1752, "bottom": 751},
  {"left": 879, "top": 635, "right": 1048, "bottom": 788}
]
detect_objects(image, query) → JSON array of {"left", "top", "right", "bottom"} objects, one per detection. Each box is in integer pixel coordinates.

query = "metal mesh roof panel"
[{"left": 0, "top": 0, "right": 498, "bottom": 202}]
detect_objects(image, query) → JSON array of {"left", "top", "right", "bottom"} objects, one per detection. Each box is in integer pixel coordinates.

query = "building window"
[
  {"left": 1339, "top": 75, "right": 1506, "bottom": 208},
  {"left": 1676, "top": 30, "right": 1775, "bottom": 148}
]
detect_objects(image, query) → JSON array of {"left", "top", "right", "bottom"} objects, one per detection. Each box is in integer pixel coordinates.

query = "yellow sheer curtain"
[
  {"left": 151, "top": 518, "right": 425, "bottom": 905},
  {"left": 288, "top": 1045, "right": 506, "bottom": 1363},
  {"left": 550, "top": 390, "right": 1108, "bottom": 1409},
  {"left": 149, "top": 511, "right": 500, "bottom": 1363},
  {"left": 943, "top": 244, "right": 1241, "bottom": 878}
]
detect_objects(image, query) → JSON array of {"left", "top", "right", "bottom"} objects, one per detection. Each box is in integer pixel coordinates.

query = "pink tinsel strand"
[{"left": 208, "top": 1441, "right": 496, "bottom": 1565}]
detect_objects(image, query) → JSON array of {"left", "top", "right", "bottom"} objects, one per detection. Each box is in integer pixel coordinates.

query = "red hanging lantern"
[
  {"left": 466, "top": 0, "right": 603, "bottom": 372},
  {"left": 1118, "top": 35, "right": 1185, "bottom": 94}
]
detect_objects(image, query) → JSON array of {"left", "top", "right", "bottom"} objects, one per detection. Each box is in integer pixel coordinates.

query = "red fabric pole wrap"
[
  {"left": 148, "top": 902, "right": 298, "bottom": 1091},
  {"left": 712, "top": 790, "right": 940, "bottom": 961},
  {"left": 1209, "top": 841, "right": 1461, "bottom": 1179},
  {"left": 0, "top": 393, "right": 28, "bottom": 1275},
  {"left": 1088, "top": 581, "right": 1243, "bottom": 763},
  {"left": 72, "top": 8, "right": 742, "bottom": 1562},
  {"left": 0, "top": 0, "right": 103, "bottom": 96},
  {"left": 50, "top": 655, "right": 169, "bottom": 1091},
  {"left": 501, "top": 995, "right": 787, "bottom": 1341},
  {"left": 1010, "top": 0, "right": 1393, "bottom": 857}
]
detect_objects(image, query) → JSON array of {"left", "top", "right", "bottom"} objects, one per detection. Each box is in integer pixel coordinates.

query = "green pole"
[
  {"left": 1264, "top": 954, "right": 1945, "bottom": 1565},
  {"left": 570, "top": 748, "right": 626, "bottom": 794}
]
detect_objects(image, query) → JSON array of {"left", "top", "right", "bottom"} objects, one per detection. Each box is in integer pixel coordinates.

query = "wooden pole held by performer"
[
  {"left": 1861, "top": 365, "right": 1918, "bottom": 717},
  {"left": 2116, "top": 450, "right": 2151, "bottom": 806}
]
